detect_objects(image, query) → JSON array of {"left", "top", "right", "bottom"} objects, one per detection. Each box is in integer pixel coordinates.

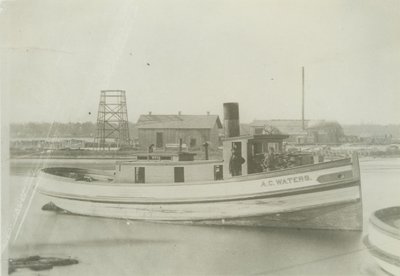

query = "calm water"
[{"left": 3, "top": 158, "right": 400, "bottom": 275}]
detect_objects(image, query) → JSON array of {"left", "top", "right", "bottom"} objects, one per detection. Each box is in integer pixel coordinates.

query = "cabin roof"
[
  {"left": 117, "top": 151, "right": 197, "bottom": 157},
  {"left": 116, "top": 151, "right": 197, "bottom": 164},
  {"left": 307, "top": 120, "right": 342, "bottom": 129},
  {"left": 137, "top": 114, "right": 223, "bottom": 129}
]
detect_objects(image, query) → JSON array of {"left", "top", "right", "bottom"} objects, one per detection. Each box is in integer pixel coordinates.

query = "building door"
[
  {"left": 174, "top": 167, "right": 184, "bottom": 183},
  {"left": 156, "top": 132, "right": 163, "bottom": 148},
  {"left": 190, "top": 138, "right": 197, "bottom": 148},
  {"left": 135, "top": 167, "right": 145, "bottom": 183}
]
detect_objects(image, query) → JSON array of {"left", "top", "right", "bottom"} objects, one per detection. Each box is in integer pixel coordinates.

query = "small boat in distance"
[
  {"left": 38, "top": 103, "right": 363, "bottom": 230},
  {"left": 364, "top": 207, "right": 400, "bottom": 275}
]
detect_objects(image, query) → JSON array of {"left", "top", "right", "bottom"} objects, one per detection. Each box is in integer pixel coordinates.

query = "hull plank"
[{"left": 192, "top": 200, "right": 363, "bottom": 231}]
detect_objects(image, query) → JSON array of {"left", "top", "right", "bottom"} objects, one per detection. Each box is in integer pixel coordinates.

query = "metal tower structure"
[{"left": 95, "top": 90, "right": 130, "bottom": 149}]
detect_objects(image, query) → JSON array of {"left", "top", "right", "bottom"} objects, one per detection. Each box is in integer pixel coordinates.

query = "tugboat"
[
  {"left": 38, "top": 103, "right": 363, "bottom": 230},
  {"left": 364, "top": 206, "right": 400, "bottom": 275}
]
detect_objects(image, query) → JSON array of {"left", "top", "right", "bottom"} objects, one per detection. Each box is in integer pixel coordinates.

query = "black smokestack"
[{"left": 223, "top": 102, "right": 240, "bottom": 138}]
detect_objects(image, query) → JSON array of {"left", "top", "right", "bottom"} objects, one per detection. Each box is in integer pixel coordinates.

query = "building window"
[
  {"left": 190, "top": 138, "right": 197, "bottom": 148},
  {"left": 214, "top": 165, "right": 223, "bottom": 180},
  {"left": 160, "top": 156, "right": 172, "bottom": 160},
  {"left": 135, "top": 167, "right": 145, "bottom": 183},
  {"left": 174, "top": 167, "right": 184, "bottom": 183}
]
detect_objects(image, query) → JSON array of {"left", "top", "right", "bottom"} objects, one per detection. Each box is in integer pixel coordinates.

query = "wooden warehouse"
[
  {"left": 249, "top": 119, "right": 344, "bottom": 145},
  {"left": 249, "top": 120, "right": 309, "bottom": 144},
  {"left": 136, "top": 113, "right": 223, "bottom": 150},
  {"left": 306, "top": 121, "right": 344, "bottom": 144}
]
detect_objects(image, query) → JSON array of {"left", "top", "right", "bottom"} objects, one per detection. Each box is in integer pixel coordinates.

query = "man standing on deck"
[
  {"left": 229, "top": 146, "right": 245, "bottom": 176},
  {"left": 264, "top": 147, "right": 277, "bottom": 171},
  {"left": 148, "top": 144, "right": 154, "bottom": 153}
]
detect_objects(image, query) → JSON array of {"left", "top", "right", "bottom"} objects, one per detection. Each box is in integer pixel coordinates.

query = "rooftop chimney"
[
  {"left": 178, "top": 111, "right": 182, "bottom": 116},
  {"left": 149, "top": 111, "right": 152, "bottom": 115},
  {"left": 207, "top": 111, "right": 210, "bottom": 116}
]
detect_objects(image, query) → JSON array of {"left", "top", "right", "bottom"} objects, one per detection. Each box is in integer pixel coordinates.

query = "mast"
[{"left": 302, "top": 66, "right": 305, "bottom": 130}]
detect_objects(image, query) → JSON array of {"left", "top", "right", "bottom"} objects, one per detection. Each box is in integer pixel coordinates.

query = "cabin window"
[
  {"left": 135, "top": 167, "right": 145, "bottom": 183},
  {"left": 174, "top": 167, "right": 184, "bottom": 183},
  {"left": 190, "top": 138, "right": 196, "bottom": 148},
  {"left": 118, "top": 164, "right": 121, "bottom": 172},
  {"left": 214, "top": 165, "right": 223, "bottom": 180},
  {"left": 254, "top": 128, "right": 263, "bottom": 135},
  {"left": 253, "top": 142, "right": 263, "bottom": 155},
  {"left": 232, "top": 142, "right": 242, "bottom": 154},
  {"left": 230, "top": 142, "right": 243, "bottom": 176},
  {"left": 267, "top": 143, "right": 279, "bottom": 153}
]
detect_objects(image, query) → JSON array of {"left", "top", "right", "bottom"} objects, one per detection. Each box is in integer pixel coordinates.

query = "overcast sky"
[{"left": 1, "top": 0, "right": 399, "bottom": 125}]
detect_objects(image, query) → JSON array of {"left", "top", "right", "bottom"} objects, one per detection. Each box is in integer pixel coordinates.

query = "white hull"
[
  {"left": 375, "top": 258, "right": 400, "bottom": 276},
  {"left": 364, "top": 206, "right": 400, "bottom": 275},
  {"left": 38, "top": 157, "right": 362, "bottom": 230}
]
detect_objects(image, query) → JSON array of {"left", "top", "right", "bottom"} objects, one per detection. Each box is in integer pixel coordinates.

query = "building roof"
[
  {"left": 307, "top": 120, "right": 342, "bottom": 129},
  {"left": 250, "top": 120, "right": 310, "bottom": 135},
  {"left": 137, "top": 114, "right": 223, "bottom": 129},
  {"left": 223, "top": 134, "right": 289, "bottom": 142},
  {"left": 240, "top": 124, "right": 251, "bottom": 135}
]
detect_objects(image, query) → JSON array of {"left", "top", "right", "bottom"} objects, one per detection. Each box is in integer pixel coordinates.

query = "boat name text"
[{"left": 261, "top": 175, "right": 311, "bottom": 187}]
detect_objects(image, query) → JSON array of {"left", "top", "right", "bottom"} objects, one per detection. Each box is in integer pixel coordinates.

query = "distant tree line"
[
  {"left": 9, "top": 122, "right": 400, "bottom": 139},
  {"left": 10, "top": 122, "right": 138, "bottom": 138},
  {"left": 341, "top": 124, "right": 400, "bottom": 139}
]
